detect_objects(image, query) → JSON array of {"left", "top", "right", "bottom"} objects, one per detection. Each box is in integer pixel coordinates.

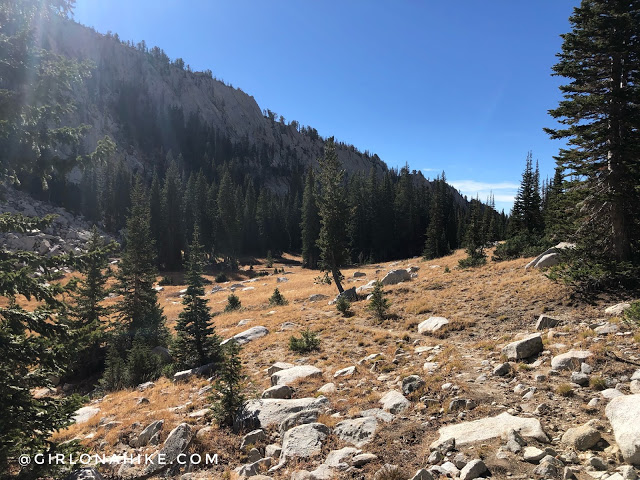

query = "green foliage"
[
  {"left": 210, "top": 341, "right": 245, "bottom": 428},
  {"left": 225, "top": 294, "right": 241, "bottom": 312},
  {"left": 0, "top": 213, "right": 83, "bottom": 479},
  {"left": 624, "top": 301, "right": 640, "bottom": 328},
  {"left": 367, "top": 281, "right": 390, "bottom": 321},
  {"left": 215, "top": 272, "right": 228, "bottom": 283},
  {"left": 544, "top": 1, "right": 640, "bottom": 286},
  {"left": 159, "top": 276, "right": 174, "bottom": 286},
  {"left": 174, "top": 228, "right": 223, "bottom": 369},
  {"left": 459, "top": 198, "right": 486, "bottom": 268},
  {"left": 316, "top": 137, "right": 349, "bottom": 293},
  {"left": 335, "top": 295, "right": 353, "bottom": 317},
  {"left": 268, "top": 288, "right": 288, "bottom": 306},
  {"left": 114, "top": 178, "right": 168, "bottom": 348},
  {"left": 289, "top": 329, "right": 321, "bottom": 353},
  {"left": 100, "top": 340, "right": 164, "bottom": 391},
  {"left": 160, "top": 159, "right": 184, "bottom": 271},
  {"left": 493, "top": 234, "right": 548, "bottom": 262},
  {"left": 265, "top": 250, "right": 274, "bottom": 268},
  {"left": 423, "top": 173, "right": 453, "bottom": 260},
  {"left": 301, "top": 169, "right": 321, "bottom": 268}
]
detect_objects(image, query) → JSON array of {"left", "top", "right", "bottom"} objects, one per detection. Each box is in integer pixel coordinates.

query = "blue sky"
[{"left": 73, "top": 1, "right": 579, "bottom": 212}]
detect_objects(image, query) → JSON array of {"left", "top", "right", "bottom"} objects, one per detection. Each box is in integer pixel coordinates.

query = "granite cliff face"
[{"left": 43, "top": 17, "right": 387, "bottom": 188}]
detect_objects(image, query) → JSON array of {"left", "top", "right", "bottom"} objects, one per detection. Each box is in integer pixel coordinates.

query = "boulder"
[
  {"left": 276, "top": 423, "right": 330, "bottom": 466},
  {"left": 267, "top": 362, "right": 295, "bottom": 376},
  {"left": 334, "top": 416, "right": 378, "bottom": 447},
  {"left": 460, "top": 459, "right": 487, "bottom": 480},
  {"left": 262, "top": 385, "right": 293, "bottom": 399},
  {"left": 381, "top": 269, "right": 411, "bottom": 286},
  {"left": 329, "top": 287, "right": 357, "bottom": 305},
  {"left": 379, "top": 390, "right": 410, "bottom": 413},
  {"left": 239, "top": 397, "right": 329, "bottom": 428},
  {"left": 353, "top": 271, "right": 366, "bottom": 278},
  {"left": 523, "top": 446, "right": 546, "bottom": 463},
  {"left": 144, "top": 423, "right": 192, "bottom": 475},
  {"left": 409, "top": 469, "right": 434, "bottom": 480},
  {"left": 352, "top": 453, "right": 378, "bottom": 467},
  {"left": 151, "top": 346, "right": 172, "bottom": 362},
  {"left": 73, "top": 406, "right": 100, "bottom": 424},
  {"left": 430, "top": 412, "right": 548, "bottom": 449},
  {"left": 271, "top": 365, "right": 322, "bottom": 386},
  {"left": 317, "top": 383, "right": 336, "bottom": 395},
  {"left": 221, "top": 326, "right": 269, "bottom": 346},
  {"left": 279, "top": 409, "right": 320, "bottom": 434},
  {"left": 501, "top": 333, "right": 543, "bottom": 361},
  {"left": 402, "top": 375, "right": 426, "bottom": 395},
  {"left": 334, "top": 366, "right": 356, "bottom": 378},
  {"left": 276, "top": 277, "right": 288, "bottom": 283},
  {"left": 324, "top": 447, "right": 361, "bottom": 467},
  {"left": 308, "top": 294, "right": 328, "bottom": 302},
  {"left": 65, "top": 468, "right": 104, "bottom": 480},
  {"left": 493, "top": 362, "right": 512, "bottom": 377},
  {"left": 535, "top": 315, "right": 561, "bottom": 330},
  {"left": 551, "top": 350, "right": 593, "bottom": 371},
  {"left": 606, "top": 394, "right": 640, "bottom": 465},
  {"left": 356, "top": 280, "right": 377, "bottom": 293},
  {"left": 418, "top": 317, "right": 450, "bottom": 335},
  {"left": 240, "top": 429, "right": 267, "bottom": 450},
  {"left": 360, "top": 408, "right": 395, "bottom": 423},
  {"left": 525, "top": 243, "right": 574, "bottom": 270},
  {"left": 605, "top": 303, "right": 631, "bottom": 316},
  {"left": 562, "top": 424, "right": 601, "bottom": 450},
  {"left": 134, "top": 420, "right": 164, "bottom": 448},
  {"left": 236, "top": 457, "right": 271, "bottom": 477}
]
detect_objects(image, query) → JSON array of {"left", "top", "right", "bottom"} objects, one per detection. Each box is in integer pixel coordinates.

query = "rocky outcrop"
[
  {"left": 239, "top": 397, "right": 329, "bottom": 429},
  {"left": 418, "top": 317, "right": 449, "bottom": 335},
  {"left": 334, "top": 416, "right": 378, "bottom": 447},
  {"left": 271, "top": 365, "right": 322, "bottom": 386},
  {"left": 221, "top": 326, "right": 269, "bottom": 346},
  {"left": 525, "top": 242, "right": 574, "bottom": 270},
  {"left": 380, "top": 269, "right": 411, "bottom": 286},
  {"left": 606, "top": 394, "right": 640, "bottom": 465}
]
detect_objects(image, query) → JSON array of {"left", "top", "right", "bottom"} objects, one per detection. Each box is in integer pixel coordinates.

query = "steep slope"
[{"left": 43, "top": 17, "right": 387, "bottom": 188}]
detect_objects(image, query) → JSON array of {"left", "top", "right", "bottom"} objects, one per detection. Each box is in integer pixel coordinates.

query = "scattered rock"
[
  {"left": 418, "top": 317, "right": 450, "bottom": 335},
  {"left": 267, "top": 362, "right": 295, "bottom": 376},
  {"left": 380, "top": 269, "right": 411, "bottom": 286},
  {"left": 317, "top": 383, "right": 336, "bottom": 395},
  {"left": 324, "top": 447, "right": 361, "bottom": 467},
  {"left": 221, "top": 326, "right": 269, "bottom": 346},
  {"left": 271, "top": 365, "right": 322, "bottom": 386},
  {"left": 571, "top": 372, "right": 590, "bottom": 387},
  {"left": 353, "top": 271, "right": 366, "bottom": 278},
  {"left": 240, "top": 429, "right": 267, "bottom": 450},
  {"left": 352, "top": 453, "right": 378, "bottom": 467},
  {"left": 134, "top": 420, "right": 164, "bottom": 448},
  {"left": 402, "top": 375, "right": 426, "bottom": 395},
  {"left": 279, "top": 409, "right": 320, "bottom": 434},
  {"left": 334, "top": 416, "right": 378, "bottom": 447},
  {"left": 430, "top": 412, "right": 548, "bottom": 449},
  {"left": 73, "top": 406, "right": 100, "bottom": 424},
  {"left": 239, "top": 397, "right": 329, "bottom": 429},
  {"left": 276, "top": 277, "right": 288, "bottom": 283},
  {"left": 309, "top": 294, "right": 328, "bottom": 302},
  {"left": 606, "top": 394, "right": 640, "bottom": 465},
  {"left": 276, "top": 423, "right": 330, "bottom": 466},
  {"left": 493, "top": 362, "right": 512, "bottom": 376},
  {"left": 501, "top": 333, "right": 543, "bottom": 361},
  {"left": 562, "top": 424, "right": 601, "bottom": 451},
  {"left": 505, "top": 428, "right": 526, "bottom": 453},
  {"left": 523, "top": 446, "right": 546, "bottom": 463},
  {"left": 605, "top": 303, "right": 631, "bottom": 316},
  {"left": 144, "top": 423, "right": 192, "bottom": 475},
  {"left": 602, "top": 388, "right": 625, "bottom": 400},
  {"left": 379, "top": 390, "right": 410, "bottom": 413},
  {"left": 460, "top": 459, "right": 487, "bottom": 480},
  {"left": 65, "top": 468, "right": 104, "bottom": 480},
  {"left": 334, "top": 366, "right": 356, "bottom": 378},
  {"left": 262, "top": 385, "right": 293, "bottom": 400},
  {"left": 551, "top": 350, "right": 593, "bottom": 371},
  {"left": 409, "top": 469, "right": 434, "bottom": 480},
  {"left": 329, "top": 287, "right": 357, "bottom": 305},
  {"left": 536, "top": 314, "right": 561, "bottom": 330}
]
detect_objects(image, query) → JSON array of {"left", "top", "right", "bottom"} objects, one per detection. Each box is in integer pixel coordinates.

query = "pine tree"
[
  {"left": 423, "top": 174, "right": 451, "bottom": 260},
  {"left": 218, "top": 170, "right": 240, "bottom": 267},
  {"left": 174, "top": 228, "right": 222, "bottom": 369},
  {"left": 115, "top": 178, "right": 167, "bottom": 348},
  {"left": 269, "top": 287, "right": 288, "bottom": 306},
  {"left": 545, "top": 1, "right": 640, "bottom": 268},
  {"left": 316, "top": 137, "right": 349, "bottom": 293},
  {"left": 210, "top": 341, "right": 245, "bottom": 428},
  {"left": 161, "top": 160, "right": 184, "bottom": 271},
  {"left": 67, "top": 226, "right": 117, "bottom": 379},
  {"left": 367, "top": 280, "right": 390, "bottom": 322},
  {"left": 0, "top": 213, "right": 82, "bottom": 479},
  {"left": 300, "top": 169, "right": 321, "bottom": 268},
  {"left": 509, "top": 152, "right": 543, "bottom": 236},
  {"left": 459, "top": 198, "right": 487, "bottom": 268}
]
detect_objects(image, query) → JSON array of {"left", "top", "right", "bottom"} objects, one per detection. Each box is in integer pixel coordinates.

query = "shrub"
[
  {"left": 215, "top": 272, "right": 228, "bottom": 283},
  {"left": 336, "top": 295, "right": 353, "bottom": 317},
  {"left": 492, "top": 234, "right": 547, "bottom": 262},
  {"left": 589, "top": 376, "right": 607, "bottom": 391},
  {"left": 556, "top": 383, "right": 574, "bottom": 397},
  {"left": 269, "top": 288, "right": 288, "bottom": 306},
  {"left": 265, "top": 250, "right": 273, "bottom": 268},
  {"left": 624, "top": 301, "right": 640, "bottom": 327},
  {"left": 444, "top": 266, "right": 450, "bottom": 273},
  {"left": 225, "top": 294, "right": 241, "bottom": 312},
  {"left": 158, "top": 275, "right": 174, "bottom": 286},
  {"left": 289, "top": 329, "right": 321, "bottom": 353},
  {"left": 374, "top": 465, "right": 406, "bottom": 480},
  {"left": 367, "top": 280, "right": 389, "bottom": 321},
  {"left": 458, "top": 252, "right": 487, "bottom": 269}
]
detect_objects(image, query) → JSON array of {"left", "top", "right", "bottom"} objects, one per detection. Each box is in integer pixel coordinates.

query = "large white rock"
[
  {"left": 551, "top": 350, "right": 593, "bottom": 370},
  {"left": 501, "top": 333, "right": 543, "bottom": 360},
  {"left": 605, "top": 303, "right": 631, "bottom": 316},
  {"left": 525, "top": 242, "right": 574, "bottom": 270},
  {"left": 418, "top": 317, "right": 449, "bottom": 334},
  {"left": 276, "top": 423, "right": 330, "bottom": 466},
  {"left": 606, "top": 394, "right": 640, "bottom": 465},
  {"left": 324, "top": 447, "right": 361, "bottom": 467},
  {"left": 241, "top": 397, "right": 329, "bottom": 428},
  {"left": 334, "top": 416, "right": 378, "bottom": 447},
  {"left": 221, "top": 326, "right": 269, "bottom": 345},
  {"left": 73, "top": 406, "right": 100, "bottom": 424},
  {"left": 380, "top": 269, "right": 411, "bottom": 286},
  {"left": 144, "top": 423, "right": 192, "bottom": 475},
  {"left": 271, "top": 365, "right": 322, "bottom": 386},
  {"left": 430, "top": 412, "right": 548, "bottom": 449},
  {"left": 379, "top": 390, "right": 410, "bottom": 413}
]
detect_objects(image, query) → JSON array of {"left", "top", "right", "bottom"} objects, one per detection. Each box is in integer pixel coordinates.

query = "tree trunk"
[{"left": 332, "top": 268, "right": 344, "bottom": 293}]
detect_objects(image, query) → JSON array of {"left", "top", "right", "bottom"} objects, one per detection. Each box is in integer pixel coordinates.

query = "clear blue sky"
[{"left": 73, "top": 0, "right": 579, "bottom": 212}]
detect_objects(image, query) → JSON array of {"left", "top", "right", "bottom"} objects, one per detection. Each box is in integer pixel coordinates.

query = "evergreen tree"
[
  {"left": 218, "top": 170, "right": 240, "bottom": 267},
  {"left": 509, "top": 152, "right": 543, "bottom": 236},
  {"left": 161, "top": 160, "right": 184, "bottom": 270},
  {"left": 459, "top": 197, "right": 487, "bottom": 268},
  {"left": 115, "top": 178, "right": 167, "bottom": 348},
  {"left": 300, "top": 169, "right": 321, "bottom": 268},
  {"left": 210, "top": 341, "right": 245, "bottom": 429},
  {"left": 0, "top": 213, "right": 82, "bottom": 479},
  {"left": 316, "top": 137, "right": 349, "bottom": 293},
  {"left": 174, "top": 228, "right": 222, "bottom": 369},
  {"left": 367, "top": 280, "right": 390, "bottom": 322},
  {"left": 423, "top": 174, "right": 451, "bottom": 259},
  {"left": 545, "top": 0, "right": 640, "bottom": 273},
  {"left": 67, "top": 226, "right": 117, "bottom": 379}
]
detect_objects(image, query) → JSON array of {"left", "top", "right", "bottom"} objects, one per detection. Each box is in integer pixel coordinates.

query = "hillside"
[{"left": 53, "top": 250, "right": 640, "bottom": 479}]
